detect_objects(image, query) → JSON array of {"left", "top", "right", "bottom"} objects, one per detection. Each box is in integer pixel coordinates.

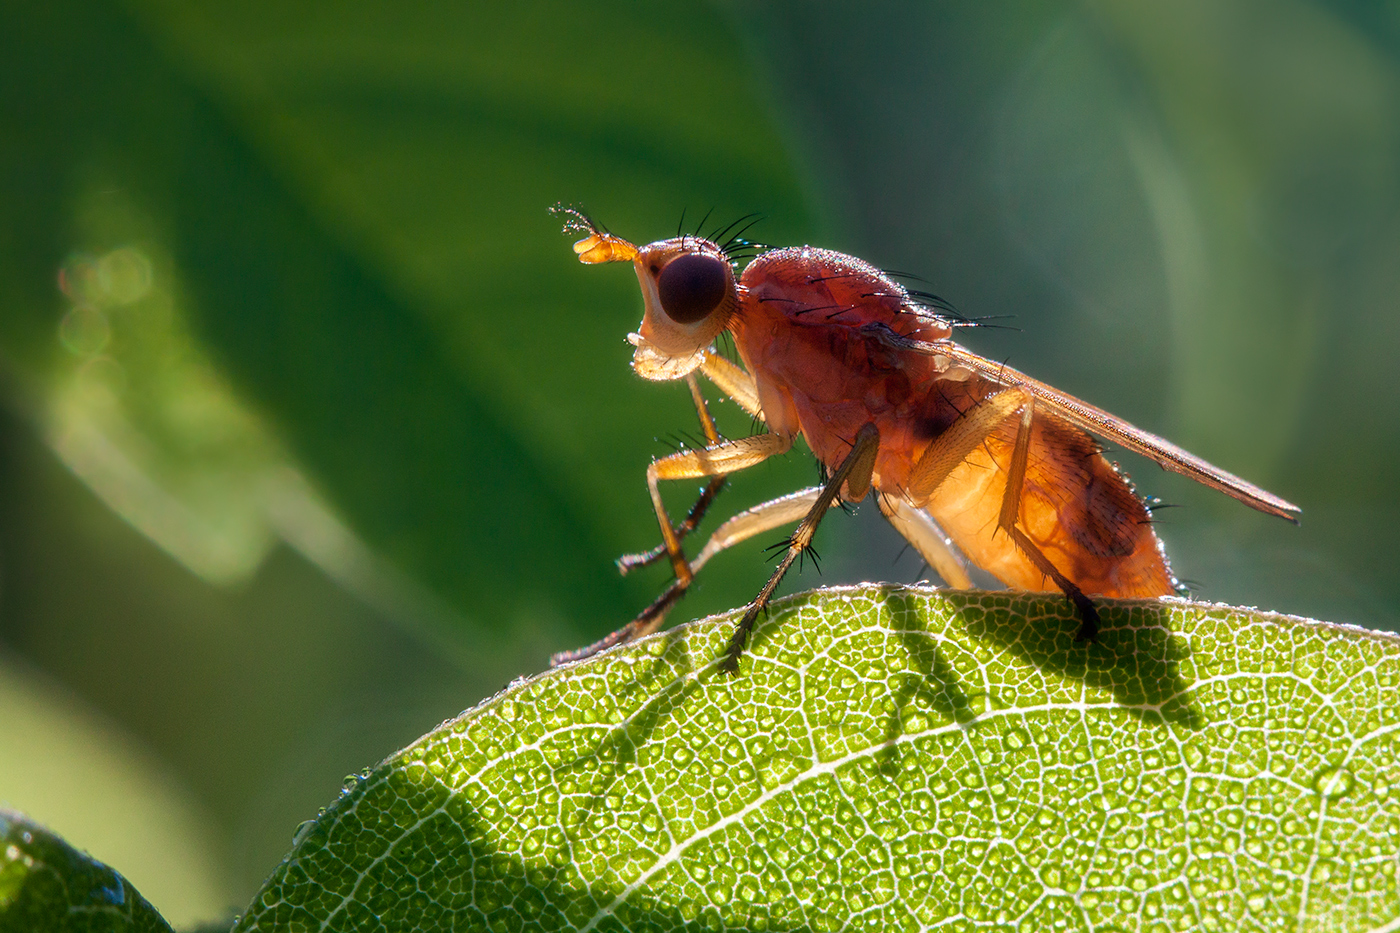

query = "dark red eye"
[{"left": 657, "top": 253, "right": 728, "bottom": 324}]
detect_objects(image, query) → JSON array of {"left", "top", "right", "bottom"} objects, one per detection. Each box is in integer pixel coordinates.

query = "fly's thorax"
[
  {"left": 738, "top": 247, "right": 950, "bottom": 339},
  {"left": 629, "top": 237, "right": 739, "bottom": 381}
]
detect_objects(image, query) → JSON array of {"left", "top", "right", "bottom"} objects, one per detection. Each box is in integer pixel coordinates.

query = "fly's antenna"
[
  {"left": 551, "top": 203, "right": 638, "bottom": 263},
  {"left": 550, "top": 203, "right": 607, "bottom": 237}
]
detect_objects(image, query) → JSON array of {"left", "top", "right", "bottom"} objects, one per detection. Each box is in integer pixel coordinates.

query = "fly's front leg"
[
  {"left": 617, "top": 349, "right": 768, "bottom": 570},
  {"left": 648, "top": 432, "right": 793, "bottom": 585},
  {"left": 618, "top": 374, "right": 728, "bottom": 575},
  {"left": 699, "top": 350, "right": 763, "bottom": 419},
  {"left": 721, "top": 423, "right": 881, "bottom": 674},
  {"left": 550, "top": 430, "right": 793, "bottom": 667},
  {"left": 615, "top": 481, "right": 725, "bottom": 575}
]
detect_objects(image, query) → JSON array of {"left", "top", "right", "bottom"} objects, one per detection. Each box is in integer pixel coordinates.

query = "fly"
[{"left": 549, "top": 206, "right": 1300, "bottom": 673}]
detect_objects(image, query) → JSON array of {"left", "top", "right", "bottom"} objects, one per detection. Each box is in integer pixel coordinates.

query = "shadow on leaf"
[
  {"left": 235, "top": 743, "right": 818, "bottom": 933},
  {"left": 934, "top": 589, "right": 1204, "bottom": 728}
]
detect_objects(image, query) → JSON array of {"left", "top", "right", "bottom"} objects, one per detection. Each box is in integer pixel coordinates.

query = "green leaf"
[
  {"left": 234, "top": 587, "right": 1400, "bottom": 931},
  {"left": 0, "top": 810, "right": 172, "bottom": 933}
]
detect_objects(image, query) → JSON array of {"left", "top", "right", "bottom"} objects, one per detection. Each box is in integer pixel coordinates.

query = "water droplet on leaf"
[{"left": 1314, "top": 764, "right": 1353, "bottom": 799}]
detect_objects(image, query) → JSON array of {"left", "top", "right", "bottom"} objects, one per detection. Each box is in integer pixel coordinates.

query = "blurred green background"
[{"left": 1, "top": 0, "right": 1397, "bottom": 925}]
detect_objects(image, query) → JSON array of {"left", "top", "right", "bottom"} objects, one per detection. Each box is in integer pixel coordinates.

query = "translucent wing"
[{"left": 865, "top": 325, "right": 1301, "bottom": 522}]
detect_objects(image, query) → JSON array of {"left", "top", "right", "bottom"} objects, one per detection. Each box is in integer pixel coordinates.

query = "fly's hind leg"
[
  {"left": 1006, "top": 527, "right": 1100, "bottom": 641},
  {"left": 991, "top": 395, "right": 1097, "bottom": 638},
  {"left": 904, "top": 387, "right": 1098, "bottom": 640},
  {"left": 721, "top": 423, "right": 881, "bottom": 673},
  {"left": 994, "top": 399, "right": 1099, "bottom": 641}
]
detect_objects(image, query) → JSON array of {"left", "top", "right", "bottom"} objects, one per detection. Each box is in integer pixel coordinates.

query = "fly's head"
[
  {"left": 553, "top": 205, "right": 738, "bottom": 381},
  {"left": 628, "top": 236, "right": 737, "bottom": 379}
]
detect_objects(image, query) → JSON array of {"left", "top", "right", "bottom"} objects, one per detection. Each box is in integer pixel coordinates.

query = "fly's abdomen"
[{"left": 924, "top": 413, "right": 1176, "bottom": 599}]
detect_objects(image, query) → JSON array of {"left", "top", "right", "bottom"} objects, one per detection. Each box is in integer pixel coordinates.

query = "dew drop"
[
  {"left": 291, "top": 819, "right": 317, "bottom": 846},
  {"left": 1314, "top": 765, "right": 1353, "bottom": 799}
]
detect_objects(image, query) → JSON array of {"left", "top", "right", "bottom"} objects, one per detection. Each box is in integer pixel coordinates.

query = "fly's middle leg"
[
  {"left": 553, "top": 488, "right": 821, "bottom": 666},
  {"left": 720, "top": 423, "right": 881, "bottom": 674}
]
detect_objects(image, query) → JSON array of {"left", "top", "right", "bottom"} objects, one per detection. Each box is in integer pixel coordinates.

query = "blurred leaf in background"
[{"left": 1, "top": 0, "right": 1398, "bottom": 926}]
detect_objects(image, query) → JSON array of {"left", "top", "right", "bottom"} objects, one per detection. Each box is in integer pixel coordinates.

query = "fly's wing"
[{"left": 866, "top": 326, "right": 1301, "bottom": 522}]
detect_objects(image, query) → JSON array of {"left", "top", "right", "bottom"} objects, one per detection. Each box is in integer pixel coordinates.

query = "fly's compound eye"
[{"left": 656, "top": 253, "right": 728, "bottom": 324}]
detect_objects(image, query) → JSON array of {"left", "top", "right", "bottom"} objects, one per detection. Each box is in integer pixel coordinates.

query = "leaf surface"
[
  {"left": 0, "top": 811, "right": 172, "bottom": 933},
  {"left": 235, "top": 587, "right": 1400, "bottom": 931}
]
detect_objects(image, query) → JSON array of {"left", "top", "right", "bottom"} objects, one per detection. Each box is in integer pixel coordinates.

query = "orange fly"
[{"left": 550, "top": 206, "right": 1300, "bottom": 673}]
